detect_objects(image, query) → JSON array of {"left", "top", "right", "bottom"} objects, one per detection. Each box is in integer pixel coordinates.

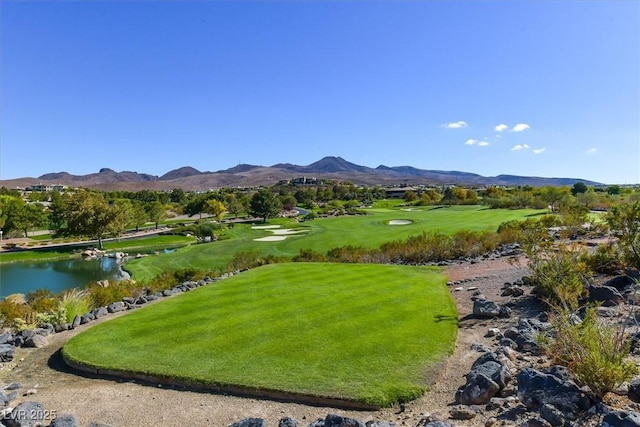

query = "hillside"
[{"left": 0, "top": 156, "right": 602, "bottom": 191}]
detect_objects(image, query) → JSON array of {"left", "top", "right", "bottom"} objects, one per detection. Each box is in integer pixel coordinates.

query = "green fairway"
[
  {"left": 62, "top": 263, "right": 457, "bottom": 407},
  {"left": 126, "top": 205, "right": 543, "bottom": 281}
]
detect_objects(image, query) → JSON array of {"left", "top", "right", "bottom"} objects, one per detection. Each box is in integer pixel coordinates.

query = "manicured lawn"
[
  {"left": 0, "top": 235, "right": 193, "bottom": 264},
  {"left": 126, "top": 205, "right": 543, "bottom": 281},
  {"left": 62, "top": 263, "right": 457, "bottom": 407}
]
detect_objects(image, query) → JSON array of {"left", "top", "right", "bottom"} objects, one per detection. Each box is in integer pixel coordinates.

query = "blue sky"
[{"left": 1, "top": 1, "right": 638, "bottom": 184}]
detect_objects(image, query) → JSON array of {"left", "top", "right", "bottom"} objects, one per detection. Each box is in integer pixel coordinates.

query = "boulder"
[
  {"left": 50, "top": 414, "right": 80, "bottom": 427},
  {"left": 228, "top": 419, "right": 266, "bottom": 427},
  {"left": 5, "top": 401, "right": 46, "bottom": 427},
  {"left": 588, "top": 285, "right": 624, "bottom": 306},
  {"left": 0, "top": 344, "right": 15, "bottom": 362},
  {"left": 324, "top": 414, "right": 366, "bottom": 427},
  {"left": 517, "top": 368, "right": 587, "bottom": 419},
  {"left": 23, "top": 334, "right": 48, "bottom": 348},
  {"left": 92, "top": 307, "right": 109, "bottom": 318},
  {"left": 107, "top": 302, "right": 125, "bottom": 313},
  {"left": 602, "top": 410, "right": 640, "bottom": 427},
  {"left": 605, "top": 275, "right": 636, "bottom": 292},
  {"left": 472, "top": 299, "right": 501, "bottom": 318},
  {"left": 0, "top": 389, "right": 17, "bottom": 407},
  {"left": 0, "top": 333, "right": 12, "bottom": 345},
  {"left": 278, "top": 417, "right": 299, "bottom": 427},
  {"left": 71, "top": 315, "right": 81, "bottom": 329},
  {"left": 459, "top": 372, "right": 500, "bottom": 405}
]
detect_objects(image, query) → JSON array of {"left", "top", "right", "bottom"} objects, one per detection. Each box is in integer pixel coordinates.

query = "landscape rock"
[
  {"left": 517, "top": 368, "right": 587, "bottom": 419},
  {"left": 0, "top": 333, "right": 12, "bottom": 345},
  {"left": 107, "top": 302, "right": 124, "bottom": 313},
  {"left": 49, "top": 414, "right": 80, "bottom": 427},
  {"left": 23, "top": 334, "right": 48, "bottom": 349},
  {"left": 589, "top": 284, "right": 624, "bottom": 306},
  {"left": 473, "top": 299, "right": 501, "bottom": 318},
  {"left": 459, "top": 372, "right": 500, "bottom": 405},
  {"left": 323, "top": 413, "right": 366, "bottom": 427},
  {"left": 601, "top": 410, "right": 640, "bottom": 427},
  {"left": 0, "top": 344, "right": 15, "bottom": 362},
  {"left": 278, "top": 417, "right": 299, "bottom": 427},
  {"left": 71, "top": 315, "right": 81, "bottom": 329},
  {"left": 5, "top": 401, "right": 46, "bottom": 427},
  {"left": 228, "top": 418, "right": 267, "bottom": 427}
]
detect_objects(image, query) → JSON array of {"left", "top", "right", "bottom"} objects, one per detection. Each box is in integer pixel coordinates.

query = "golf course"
[{"left": 57, "top": 205, "right": 543, "bottom": 407}]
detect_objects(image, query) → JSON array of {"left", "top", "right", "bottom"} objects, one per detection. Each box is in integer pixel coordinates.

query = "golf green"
[{"left": 63, "top": 262, "right": 457, "bottom": 407}]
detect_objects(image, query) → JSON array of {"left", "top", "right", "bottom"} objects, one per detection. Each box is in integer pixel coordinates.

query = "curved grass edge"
[{"left": 61, "top": 352, "right": 381, "bottom": 410}]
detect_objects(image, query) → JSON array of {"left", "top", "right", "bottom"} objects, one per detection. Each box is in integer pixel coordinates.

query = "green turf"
[
  {"left": 62, "top": 263, "right": 457, "bottom": 407},
  {"left": 126, "top": 205, "right": 543, "bottom": 281},
  {"left": 0, "top": 235, "right": 193, "bottom": 264}
]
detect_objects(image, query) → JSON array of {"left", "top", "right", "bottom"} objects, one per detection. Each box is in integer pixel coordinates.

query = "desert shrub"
[
  {"left": 546, "top": 306, "right": 637, "bottom": 399},
  {"left": 527, "top": 243, "right": 590, "bottom": 310},
  {"left": 59, "top": 289, "right": 92, "bottom": 323},
  {"left": 496, "top": 218, "right": 548, "bottom": 246},
  {"left": 326, "top": 245, "right": 369, "bottom": 263},
  {"left": 606, "top": 201, "right": 640, "bottom": 268},
  {"left": 228, "top": 250, "right": 264, "bottom": 271},
  {"left": 293, "top": 248, "right": 326, "bottom": 262},
  {"left": 580, "top": 243, "right": 624, "bottom": 274},
  {"left": 85, "top": 280, "right": 142, "bottom": 309}
]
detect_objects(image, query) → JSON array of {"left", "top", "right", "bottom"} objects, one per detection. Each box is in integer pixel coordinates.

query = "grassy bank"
[
  {"left": 63, "top": 263, "right": 457, "bottom": 407},
  {"left": 0, "top": 235, "right": 194, "bottom": 264}
]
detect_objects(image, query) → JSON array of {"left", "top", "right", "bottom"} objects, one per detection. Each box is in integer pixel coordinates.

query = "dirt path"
[{"left": 1, "top": 257, "right": 530, "bottom": 427}]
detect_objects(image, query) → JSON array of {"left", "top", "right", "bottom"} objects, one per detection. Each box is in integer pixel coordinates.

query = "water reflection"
[{"left": 0, "top": 257, "right": 127, "bottom": 298}]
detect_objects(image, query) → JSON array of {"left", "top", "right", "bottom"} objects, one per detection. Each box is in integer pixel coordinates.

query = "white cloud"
[
  {"left": 495, "top": 124, "right": 508, "bottom": 132},
  {"left": 465, "top": 138, "right": 477, "bottom": 145},
  {"left": 495, "top": 134, "right": 502, "bottom": 139},
  {"left": 586, "top": 148, "right": 597, "bottom": 155},
  {"left": 512, "top": 123, "right": 531, "bottom": 132},
  {"left": 511, "top": 144, "right": 530, "bottom": 151},
  {"left": 533, "top": 147, "right": 546, "bottom": 154},
  {"left": 443, "top": 121, "right": 468, "bottom": 129},
  {"left": 478, "top": 141, "right": 490, "bottom": 147}
]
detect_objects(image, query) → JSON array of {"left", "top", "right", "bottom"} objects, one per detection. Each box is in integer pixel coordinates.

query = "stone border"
[{"left": 62, "top": 354, "right": 380, "bottom": 411}]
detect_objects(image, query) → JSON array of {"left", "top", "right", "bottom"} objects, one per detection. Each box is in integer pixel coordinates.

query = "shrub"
[
  {"left": 527, "top": 243, "right": 590, "bottom": 310},
  {"left": 293, "top": 248, "right": 326, "bottom": 262},
  {"left": 606, "top": 201, "right": 640, "bottom": 268},
  {"left": 546, "top": 306, "right": 637, "bottom": 399},
  {"left": 0, "top": 294, "right": 35, "bottom": 328},
  {"left": 86, "top": 280, "right": 142, "bottom": 309},
  {"left": 228, "top": 250, "right": 264, "bottom": 271},
  {"left": 26, "top": 289, "right": 59, "bottom": 314},
  {"left": 581, "top": 243, "right": 624, "bottom": 274},
  {"left": 59, "top": 289, "right": 92, "bottom": 324}
]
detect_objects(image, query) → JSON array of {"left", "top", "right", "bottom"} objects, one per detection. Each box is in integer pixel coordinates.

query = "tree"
[
  {"left": 541, "top": 186, "right": 570, "bottom": 212},
  {"left": 249, "top": 189, "right": 283, "bottom": 223},
  {"left": 571, "top": 182, "right": 588, "bottom": 196},
  {"left": 145, "top": 201, "right": 167, "bottom": 230},
  {"left": 61, "top": 190, "right": 120, "bottom": 248},
  {"left": 280, "top": 195, "right": 297, "bottom": 212},
  {"left": 225, "top": 194, "right": 245, "bottom": 219},
  {"left": 204, "top": 199, "right": 226, "bottom": 222}
]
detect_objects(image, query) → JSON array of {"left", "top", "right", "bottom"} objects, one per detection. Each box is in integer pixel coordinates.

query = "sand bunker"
[
  {"left": 389, "top": 220, "right": 413, "bottom": 225},
  {"left": 254, "top": 236, "right": 287, "bottom": 242},
  {"left": 271, "top": 229, "right": 308, "bottom": 235},
  {"left": 253, "top": 227, "right": 309, "bottom": 241}
]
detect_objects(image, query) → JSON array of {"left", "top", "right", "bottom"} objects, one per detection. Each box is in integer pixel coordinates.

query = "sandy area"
[
  {"left": 388, "top": 220, "right": 413, "bottom": 225},
  {"left": 0, "top": 256, "right": 529, "bottom": 427}
]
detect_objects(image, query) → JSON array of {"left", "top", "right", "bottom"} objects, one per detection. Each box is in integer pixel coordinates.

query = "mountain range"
[{"left": 0, "top": 157, "right": 602, "bottom": 191}]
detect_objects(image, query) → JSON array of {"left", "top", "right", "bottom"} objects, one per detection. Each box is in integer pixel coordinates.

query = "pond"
[{"left": 0, "top": 257, "right": 128, "bottom": 299}]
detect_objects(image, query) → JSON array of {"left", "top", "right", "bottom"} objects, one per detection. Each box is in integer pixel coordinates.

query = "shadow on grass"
[{"left": 434, "top": 313, "right": 458, "bottom": 326}]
